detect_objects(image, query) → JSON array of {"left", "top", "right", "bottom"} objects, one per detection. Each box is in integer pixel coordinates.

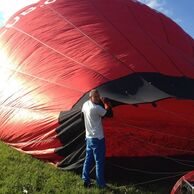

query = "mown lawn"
[{"left": 0, "top": 141, "right": 172, "bottom": 194}]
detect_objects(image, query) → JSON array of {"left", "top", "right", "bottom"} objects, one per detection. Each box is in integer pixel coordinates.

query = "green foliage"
[{"left": 0, "top": 141, "right": 170, "bottom": 194}]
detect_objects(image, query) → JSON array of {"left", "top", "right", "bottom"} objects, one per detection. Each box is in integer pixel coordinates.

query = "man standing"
[{"left": 82, "top": 89, "right": 113, "bottom": 188}]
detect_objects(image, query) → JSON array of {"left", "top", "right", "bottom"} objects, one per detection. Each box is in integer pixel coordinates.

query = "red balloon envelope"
[{"left": 0, "top": 0, "right": 194, "bottom": 180}]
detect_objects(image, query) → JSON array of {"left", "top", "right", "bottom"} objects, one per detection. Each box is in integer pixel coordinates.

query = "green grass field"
[{"left": 0, "top": 141, "right": 173, "bottom": 194}]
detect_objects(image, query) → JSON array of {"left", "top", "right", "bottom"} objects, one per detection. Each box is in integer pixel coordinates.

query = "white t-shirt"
[{"left": 82, "top": 100, "right": 107, "bottom": 139}]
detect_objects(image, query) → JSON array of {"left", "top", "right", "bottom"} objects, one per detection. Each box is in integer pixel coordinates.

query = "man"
[{"left": 82, "top": 89, "right": 113, "bottom": 188}]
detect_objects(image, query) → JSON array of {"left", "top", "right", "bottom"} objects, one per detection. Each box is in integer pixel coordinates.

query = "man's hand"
[
  {"left": 100, "top": 97, "right": 112, "bottom": 110},
  {"left": 101, "top": 97, "right": 113, "bottom": 118}
]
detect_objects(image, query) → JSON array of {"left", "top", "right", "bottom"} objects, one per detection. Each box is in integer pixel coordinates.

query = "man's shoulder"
[
  {"left": 83, "top": 100, "right": 90, "bottom": 106},
  {"left": 82, "top": 100, "right": 90, "bottom": 110}
]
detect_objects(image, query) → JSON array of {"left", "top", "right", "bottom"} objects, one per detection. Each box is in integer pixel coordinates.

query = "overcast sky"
[{"left": 0, "top": 0, "right": 194, "bottom": 38}]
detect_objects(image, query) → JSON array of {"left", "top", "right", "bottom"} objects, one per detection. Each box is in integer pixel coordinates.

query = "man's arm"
[{"left": 100, "top": 97, "right": 113, "bottom": 118}]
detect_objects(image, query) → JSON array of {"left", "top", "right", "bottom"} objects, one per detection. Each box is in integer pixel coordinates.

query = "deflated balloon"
[{"left": 0, "top": 0, "right": 194, "bottom": 177}]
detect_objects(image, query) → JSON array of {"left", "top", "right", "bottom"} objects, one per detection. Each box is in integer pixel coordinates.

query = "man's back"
[{"left": 82, "top": 100, "right": 106, "bottom": 139}]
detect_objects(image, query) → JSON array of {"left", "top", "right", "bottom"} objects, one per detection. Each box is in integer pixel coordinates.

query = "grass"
[{"left": 0, "top": 141, "right": 172, "bottom": 194}]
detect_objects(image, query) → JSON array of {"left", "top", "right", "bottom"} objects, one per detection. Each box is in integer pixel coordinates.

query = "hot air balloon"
[{"left": 0, "top": 0, "right": 194, "bottom": 186}]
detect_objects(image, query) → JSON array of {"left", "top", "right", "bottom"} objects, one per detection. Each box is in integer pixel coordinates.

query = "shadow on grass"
[
  {"left": 72, "top": 155, "right": 194, "bottom": 194},
  {"left": 106, "top": 156, "right": 194, "bottom": 193}
]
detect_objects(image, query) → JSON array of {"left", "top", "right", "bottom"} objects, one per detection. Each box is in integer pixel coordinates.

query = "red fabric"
[
  {"left": 104, "top": 98, "right": 194, "bottom": 157},
  {"left": 0, "top": 0, "right": 194, "bottom": 163}
]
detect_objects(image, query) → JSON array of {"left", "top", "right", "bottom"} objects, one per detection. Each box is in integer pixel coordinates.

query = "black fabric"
[
  {"left": 56, "top": 72, "right": 194, "bottom": 170},
  {"left": 74, "top": 73, "right": 194, "bottom": 109},
  {"left": 56, "top": 109, "right": 85, "bottom": 169}
]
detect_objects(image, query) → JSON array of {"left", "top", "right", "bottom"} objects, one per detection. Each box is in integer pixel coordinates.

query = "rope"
[
  {"left": 134, "top": 172, "right": 184, "bottom": 186},
  {"left": 109, "top": 163, "right": 188, "bottom": 175},
  {"left": 0, "top": 56, "right": 84, "bottom": 94},
  {"left": 109, "top": 119, "right": 194, "bottom": 169},
  {"left": 46, "top": 4, "right": 132, "bottom": 73},
  {"left": 12, "top": 26, "right": 109, "bottom": 82},
  {"left": 125, "top": 0, "right": 186, "bottom": 76},
  {"left": 116, "top": 121, "right": 194, "bottom": 154}
]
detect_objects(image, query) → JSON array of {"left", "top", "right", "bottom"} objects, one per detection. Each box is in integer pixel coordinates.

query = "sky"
[{"left": 0, "top": 0, "right": 194, "bottom": 38}]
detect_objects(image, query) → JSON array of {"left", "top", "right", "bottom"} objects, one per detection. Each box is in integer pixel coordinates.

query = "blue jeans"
[{"left": 82, "top": 138, "right": 106, "bottom": 187}]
